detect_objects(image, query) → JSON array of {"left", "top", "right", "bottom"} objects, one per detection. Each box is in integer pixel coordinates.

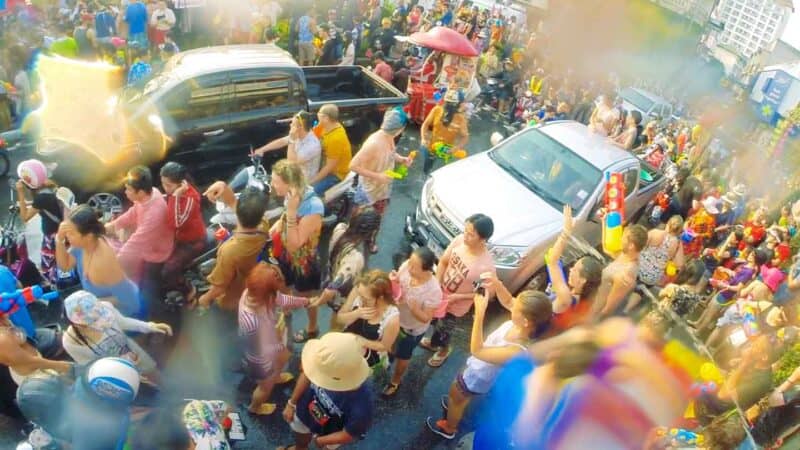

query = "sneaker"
[
  {"left": 426, "top": 417, "right": 455, "bottom": 440},
  {"left": 440, "top": 395, "right": 449, "bottom": 412}
]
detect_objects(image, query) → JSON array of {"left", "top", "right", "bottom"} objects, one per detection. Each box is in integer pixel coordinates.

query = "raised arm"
[
  {"left": 470, "top": 293, "right": 525, "bottom": 365},
  {"left": 548, "top": 205, "right": 574, "bottom": 314}
]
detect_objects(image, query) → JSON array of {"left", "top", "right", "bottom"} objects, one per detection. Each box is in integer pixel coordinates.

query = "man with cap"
[
  {"left": 279, "top": 332, "right": 373, "bottom": 450},
  {"left": 350, "top": 108, "right": 412, "bottom": 254}
]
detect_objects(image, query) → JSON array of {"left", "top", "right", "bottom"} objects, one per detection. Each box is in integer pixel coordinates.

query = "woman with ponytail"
[{"left": 426, "top": 287, "right": 552, "bottom": 440}]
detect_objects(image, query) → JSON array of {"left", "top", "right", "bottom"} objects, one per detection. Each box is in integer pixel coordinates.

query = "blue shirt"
[
  {"left": 0, "top": 265, "right": 19, "bottom": 294},
  {"left": 296, "top": 382, "right": 374, "bottom": 438},
  {"left": 298, "top": 16, "right": 314, "bottom": 43},
  {"left": 124, "top": 2, "right": 148, "bottom": 35},
  {"left": 127, "top": 61, "right": 152, "bottom": 86},
  {"left": 95, "top": 11, "right": 117, "bottom": 38}
]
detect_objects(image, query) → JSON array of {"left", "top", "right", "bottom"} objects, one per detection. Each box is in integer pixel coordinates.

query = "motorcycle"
[
  {"left": 2, "top": 178, "right": 45, "bottom": 287},
  {"left": 474, "top": 77, "right": 501, "bottom": 111}
]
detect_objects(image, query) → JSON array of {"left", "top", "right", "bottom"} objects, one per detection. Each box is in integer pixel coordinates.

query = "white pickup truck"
[{"left": 404, "top": 121, "right": 666, "bottom": 293}]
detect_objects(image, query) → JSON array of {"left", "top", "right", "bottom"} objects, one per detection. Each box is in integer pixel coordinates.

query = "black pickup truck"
[{"left": 39, "top": 44, "right": 407, "bottom": 194}]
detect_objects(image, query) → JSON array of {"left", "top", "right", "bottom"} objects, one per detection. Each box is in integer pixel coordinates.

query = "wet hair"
[
  {"left": 516, "top": 290, "right": 554, "bottom": 339},
  {"left": 159, "top": 161, "right": 189, "bottom": 184},
  {"left": 576, "top": 256, "right": 603, "bottom": 300},
  {"left": 666, "top": 215, "right": 684, "bottom": 234},
  {"left": 675, "top": 259, "right": 705, "bottom": 286},
  {"left": 330, "top": 208, "right": 381, "bottom": 269},
  {"left": 625, "top": 224, "right": 649, "bottom": 252},
  {"left": 357, "top": 269, "right": 394, "bottom": 303},
  {"left": 295, "top": 111, "right": 314, "bottom": 132},
  {"left": 68, "top": 205, "right": 105, "bottom": 236},
  {"left": 272, "top": 159, "right": 307, "bottom": 191},
  {"left": 465, "top": 213, "right": 494, "bottom": 240},
  {"left": 245, "top": 263, "right": 286, "bottom": 307},
  {"left": 235, "top": 187, "right": 268, "bottom": 229},
  {"left": 629, "top": 110, "right": 642, "bottom": 125},
  {"left": 125, "top": 165, "right": 153, "bottom": 193},
  {"left": 412, "top": 247, "right": 436, "bottom": 271},
  {"left": 753, "top": 247, "right": 772, "bottom": 267}
]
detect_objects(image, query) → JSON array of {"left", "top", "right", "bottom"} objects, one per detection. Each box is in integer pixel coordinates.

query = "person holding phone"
[
  {"left": 160, "top": 162, "right": 206, "bottom": 308},
  {"left": 426, "top": 289, "right": 552, "bottom": 440},
  {"left": 267, "top": 160, "right": 324, "bottom": 343},
  {"left": 254, "top": 111, "right": 321, "bottom": 183}
]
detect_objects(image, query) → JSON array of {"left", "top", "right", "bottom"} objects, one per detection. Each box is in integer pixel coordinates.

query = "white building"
[
  {"left": 651, "top": 0, "right": 717, "bottom": 24},
  {"left": 713, "top": 0, "right": 793, "bottom": 58}
]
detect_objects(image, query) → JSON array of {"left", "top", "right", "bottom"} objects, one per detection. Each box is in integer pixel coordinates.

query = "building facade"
[
  {"left": 713, "top": 0, "right": 793, "bottom": 58},
  {"left": 652, "top": 0, "right": 717, "bottom": 23}
]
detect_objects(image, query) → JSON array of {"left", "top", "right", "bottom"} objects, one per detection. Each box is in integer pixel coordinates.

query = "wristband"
[{"left": 287, "top": 400, "right": 297, "bottom": 408}]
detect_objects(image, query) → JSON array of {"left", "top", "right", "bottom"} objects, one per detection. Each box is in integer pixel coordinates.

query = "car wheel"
[
  {"left": 0, "top": 151, "right": 9, "bottom": 177},
  {"left": 522, "top": 268, "right": 548, "bottom": 292},
  {"left": 87, "top": 192, "right": 124, "bottom": 223}
]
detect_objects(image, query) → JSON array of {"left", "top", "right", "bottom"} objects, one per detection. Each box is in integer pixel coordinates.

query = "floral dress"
[{"left": 271, "top": 187, "right": 324, "bottom": 291}]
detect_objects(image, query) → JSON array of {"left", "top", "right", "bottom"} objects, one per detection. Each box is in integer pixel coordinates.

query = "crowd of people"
[{"left": 2, "top": 0, "right": 800, "bottom": 449}]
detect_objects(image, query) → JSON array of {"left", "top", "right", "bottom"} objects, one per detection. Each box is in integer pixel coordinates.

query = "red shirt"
[
  {"left": 166, "top": 185, "right": 206, "bottom": 243},
  {"left": 550, "top": 298, "right": 592, "bottom": 335}
]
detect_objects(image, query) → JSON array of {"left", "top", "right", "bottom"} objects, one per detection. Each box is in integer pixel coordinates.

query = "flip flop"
[
  {"left": 248, "top": 403, "right": 276, "bottom": 416},
  {"left": 293, "top": 328, "right": 319, "bottom": 343},
  {"left": 276, "top": 446, "right": 297, "bottom": 450},
  {"left": 278, "top": 372, "right": 295, "bottom": 384},
  {"left": 418, "top": 337, "right": 437, "bottom": 352},
  {"left": 382, "top": 382, "right": 401, "bottom": 397},
  {"left": 427, "top": 348, "right": 452, "bottom": 368}
]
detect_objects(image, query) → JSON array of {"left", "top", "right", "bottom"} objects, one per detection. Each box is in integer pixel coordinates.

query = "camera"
[{"left": 472, "top": 279, "right": 485, "bottom": 296}]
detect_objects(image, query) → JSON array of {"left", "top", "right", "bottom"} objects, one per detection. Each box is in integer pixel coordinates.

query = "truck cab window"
[
  {"left": 232, "top": 73, "right": 295, "bottom": 113},
  {"left": 160, "top": 73, "right": 231, "bottom": 122},
  {"left": 622, "top": 167, "right": 638, "bottom": 197}
]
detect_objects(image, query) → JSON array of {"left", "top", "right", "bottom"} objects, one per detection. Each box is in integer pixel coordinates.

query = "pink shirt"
[
  {"left": 374, "top": 61, "right": 394, "bottom": 83},
  {"left": 111, "top": 188, "right": 174, "bottom": 264},
  {"left": 439, "top": 234, "right": 496, "bottom": 317}
]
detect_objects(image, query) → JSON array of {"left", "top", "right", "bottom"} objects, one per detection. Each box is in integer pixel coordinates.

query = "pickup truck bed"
[{"left": 303, "top": 66, "right": 405, "bottom": 106}]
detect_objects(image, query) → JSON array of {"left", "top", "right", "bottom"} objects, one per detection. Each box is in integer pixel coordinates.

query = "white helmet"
[{"left": 84, "top": 357, "right": 140, "bottom": 404}]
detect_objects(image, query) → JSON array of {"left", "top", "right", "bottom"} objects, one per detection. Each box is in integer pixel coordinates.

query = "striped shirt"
[{"left": 238, "top": 292, "right": 308, "bottom": 365}]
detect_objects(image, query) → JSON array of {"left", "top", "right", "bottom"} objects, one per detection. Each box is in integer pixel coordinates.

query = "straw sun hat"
[{"left": 301, "top": 332, "right": 369, "bottom": 392}]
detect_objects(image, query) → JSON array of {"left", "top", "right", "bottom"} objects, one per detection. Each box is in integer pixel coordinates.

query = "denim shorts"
[{"left": 394, "top": 328, "right": 424, "bottom": 360}]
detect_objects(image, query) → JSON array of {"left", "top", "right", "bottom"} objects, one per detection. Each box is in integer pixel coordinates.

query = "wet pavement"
[{"left": 0, "top": 111, "right": 508, "bottom": 449}]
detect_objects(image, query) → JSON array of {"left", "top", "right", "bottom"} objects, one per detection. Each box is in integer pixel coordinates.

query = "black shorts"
[
  {"left": 278, "top": 257, "right": 322, "bottom": 293},
  {"left": 394, "top": 328, "right": 424, "bottom": 360}
]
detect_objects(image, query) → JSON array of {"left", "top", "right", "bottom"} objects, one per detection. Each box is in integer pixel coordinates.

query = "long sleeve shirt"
[
  {"left": 110, "top": 188, "right": 174, "bottom": 264},
  {"left": 166, "top": 185, "right": 206, "bottom": 243}
]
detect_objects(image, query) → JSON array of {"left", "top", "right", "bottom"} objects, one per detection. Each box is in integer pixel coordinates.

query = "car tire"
[
  {"left": 522, "top": 268, "right": 548, "bottom": 293},
  {"left": 0, "top": 151, "right": 9, "bottom": 178}
]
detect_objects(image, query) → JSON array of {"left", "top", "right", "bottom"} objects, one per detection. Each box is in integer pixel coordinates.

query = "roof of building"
[{"left": 762, "top": 60, "right": 800, "bottom": 79}]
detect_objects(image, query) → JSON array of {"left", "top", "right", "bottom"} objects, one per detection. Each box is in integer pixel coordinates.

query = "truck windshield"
[
  {"left": 489, "top": 129, "right": 603, "bottom": 211},
  {"left": 620, "top": 87, "right": 654, "bottom": 112}
]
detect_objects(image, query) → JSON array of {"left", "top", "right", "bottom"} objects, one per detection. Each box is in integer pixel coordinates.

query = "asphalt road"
[{"left": 0, "top": 111, "right": 508, "bottom": 449}]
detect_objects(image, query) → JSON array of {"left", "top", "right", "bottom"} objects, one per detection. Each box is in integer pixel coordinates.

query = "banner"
[{"left": 760, "top": 70, "right": 792, "bottom": 125}]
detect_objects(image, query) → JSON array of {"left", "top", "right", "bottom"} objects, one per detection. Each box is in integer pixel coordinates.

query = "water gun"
[
  {"left": 0, "top": 286, "right": 59, "bottom": 338},
  {"left": 688, "top": 381, "right": 718, "bottom": 397},
  {"left": 662, "top": 428, "right": 704, "bottom": 446},
  {"left": 602, "top": 172, "right": 626, "bottom": 255},
  {"left": 743, "top": 304, "right": 760, "bottom": 337},
  {"left": 431, "top": 142, "right": 467, "bottom": 164},
  {"left": 385, "top": 150, "right": 418, "bottom": 179}
]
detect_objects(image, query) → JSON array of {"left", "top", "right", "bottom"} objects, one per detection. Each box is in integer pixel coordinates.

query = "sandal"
[
  {"left": 427, "top": 348, "right": 452, "bottom": 368},
  {"left": 370, "top": 243, "right": 379, "bottom": 254},
  {"left": 278, "top": 372, "right": 295, "bottom": 384},
  {"left": 381, "top": 382, "right": 401, "bottom": 397},
  {"left": 276, "top": 445, "right": 297, "bottom": 450},
  {"left": 248, "top": 403, "right": 276, "bottom": 416},
  {"left": 418, "top": 337, "right": 437, "bottom": 352},
  {"left": 293, "top": 328, "right": 319, "bottom": 343}
]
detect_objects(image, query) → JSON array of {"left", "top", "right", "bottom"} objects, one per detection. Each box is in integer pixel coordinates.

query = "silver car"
[{"left": 405, "top": 121, "right": 666, "bottom": 293}]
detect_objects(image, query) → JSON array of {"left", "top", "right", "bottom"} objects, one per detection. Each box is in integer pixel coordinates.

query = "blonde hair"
[
  {"left": 272, "top": 159, "right": 306, "bottom": 191},
  {"left": 319, "top": 104, "right": 339, "bottom": 121},
  {"left": 666, "top": 215, "right": 684, "bottom": 235}
]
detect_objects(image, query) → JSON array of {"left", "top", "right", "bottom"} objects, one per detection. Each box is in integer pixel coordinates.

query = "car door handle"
[{"left": 203, "top": 129, "right": 225, "bottom": 137}]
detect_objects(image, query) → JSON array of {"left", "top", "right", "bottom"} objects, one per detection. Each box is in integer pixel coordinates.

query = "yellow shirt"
[
  {"left": 314, "top": 124, "right": 352, "bottom": 180},
  {"left": 429, "top": 105, "right": 469, "bottom": 146}
]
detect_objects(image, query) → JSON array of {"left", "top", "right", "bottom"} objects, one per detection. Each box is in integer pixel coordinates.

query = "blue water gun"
[{"left": 0, "top": 286, "right": 59, "bottom": 338}]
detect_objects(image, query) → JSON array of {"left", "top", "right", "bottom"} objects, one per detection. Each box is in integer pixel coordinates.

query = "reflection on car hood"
[{"left": 429, "top": 152, "right": 563, "bottom": 246}]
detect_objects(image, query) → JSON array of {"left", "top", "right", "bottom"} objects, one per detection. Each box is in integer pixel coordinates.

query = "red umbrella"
[{"left": 407, "top": 26, "right": 478, "bottom": 57}]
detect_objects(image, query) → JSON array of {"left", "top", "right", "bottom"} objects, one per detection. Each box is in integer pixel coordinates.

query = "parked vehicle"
[
  {"left": 619, "top": 87, "right": 674, "bottom": 123},
  {"left": 35, "top": 45, "right": 407, "bottom": 198},
  {"left": 405, "top": 121, "right": 666, "bottom": 293}
]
